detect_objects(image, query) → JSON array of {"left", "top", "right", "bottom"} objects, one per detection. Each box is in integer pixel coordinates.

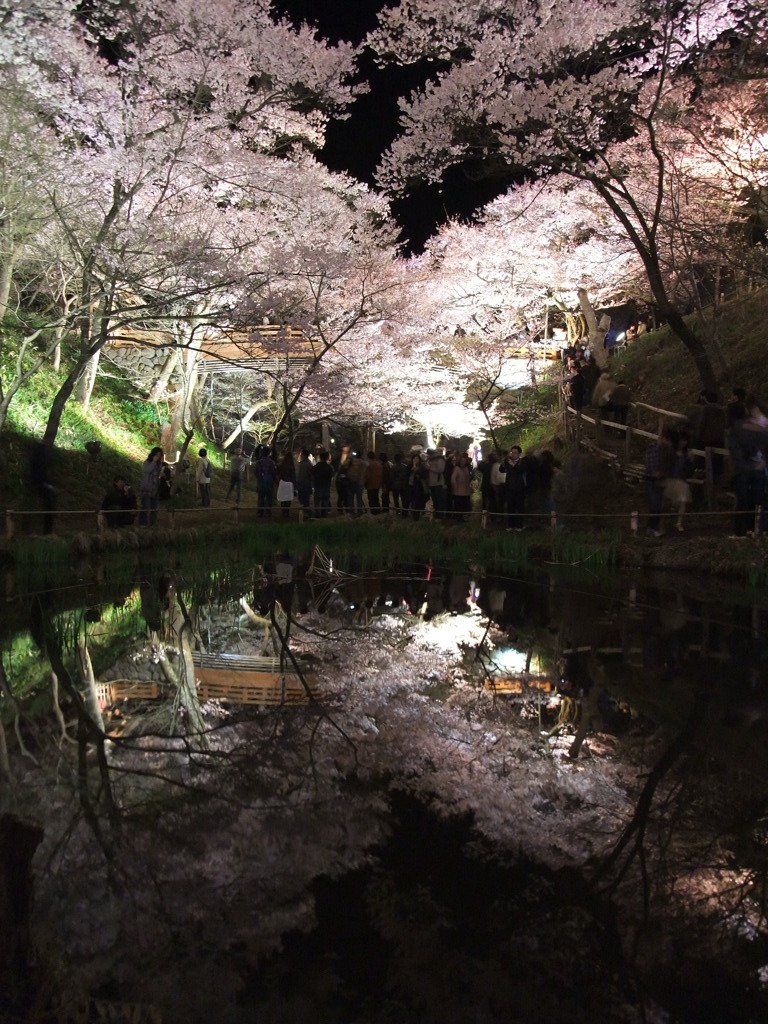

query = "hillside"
[{"left": 612, "top": 288, "right": 768, "bottom": 410}]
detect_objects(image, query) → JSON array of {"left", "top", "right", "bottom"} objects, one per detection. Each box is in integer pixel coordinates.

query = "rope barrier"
[{"left": 4, "top": 499, "right": 762, "bottom": 541}]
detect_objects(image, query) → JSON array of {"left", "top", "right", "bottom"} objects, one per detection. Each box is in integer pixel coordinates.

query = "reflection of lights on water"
[
  {"left": 491, "top": 647, "right": 531, "bottom": 674},
  {"left": 414, "top": 613, "right": 489, "bottom": 650}
]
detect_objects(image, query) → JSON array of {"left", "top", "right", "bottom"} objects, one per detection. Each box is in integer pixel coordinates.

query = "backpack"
[{"left": 204, "top": 461, "right": 213, "bottom": 480}]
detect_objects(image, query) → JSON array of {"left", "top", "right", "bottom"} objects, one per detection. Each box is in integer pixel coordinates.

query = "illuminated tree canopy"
[{"left": 1, "top": 0, "right": 767, "bottom": 441}]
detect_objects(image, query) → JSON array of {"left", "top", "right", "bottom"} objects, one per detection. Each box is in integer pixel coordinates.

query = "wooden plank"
[{"left": 96, "top": 681, "right": 162, "bottom": 703}]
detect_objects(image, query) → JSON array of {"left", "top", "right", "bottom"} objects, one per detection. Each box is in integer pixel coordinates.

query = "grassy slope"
[
  {"left": 0, "top": 346, "right": 214, "bottom": 514},
  {"left": 612, "top": 288, "right": 768, "bottom": 410}
]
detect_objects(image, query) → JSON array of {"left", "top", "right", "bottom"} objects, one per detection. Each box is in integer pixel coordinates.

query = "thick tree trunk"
[
  {"left": 661, "top": 305, "right": 718, "bottom": 393},
  {"left": 75, "top": 348, "right": 101, "bottom": 411},
  {"left": 42, "top": 361, "right": 82, "bottom": 446},
  {"left": 0, "top": 814, "right": 44, "bottom": 997},
  {"left": 577, "top": 288, "right": 608, "bottom": 368},
  {"left": 147, "top": 349, "right": 179, "bottom": 404},
  {"left": 0, "top": 248, "right": 19, "bottom": 320},
  {"left": 223, "top": 399, "right": 269, "bottom": 449},
  {"left": 51, "top": 325, "right": 63, "bottom": 372}
]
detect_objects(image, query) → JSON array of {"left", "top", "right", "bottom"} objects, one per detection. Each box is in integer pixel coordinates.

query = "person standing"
[
  {"left": 408, "top": 453, "right": 429, "bottom": 519},
  {"left": 664, "top": 433, "right": 694, "bottom": 532},
  {"left": 347, "top": 452, "right": 366, "bottom": 515},
  {"left": 276, "top": 451, "right": 296, "bottom": 518},
  {"left": 196, "top": 447, "right": 213, "bottom": 507},
  {"left": 644, "top": 430, "right": 673, "bottom": 536},
  {"left": 333, "top": 444, "right": 352, "bottom": 513},
  {"left": 451, "top": 454, "right": 472, "bottom": 521},
  {"left": 29, "top": 440, "right": 56, "bottom": 534},
  {"left": 226, "top": 449, "right": 249, "bottom": 503},
  {"left": 296, "top": 449, "right": 314, "bottom": 516},
  {"left": 728, "top": 402, "right": 768, "bottom": 538},
  {"left": 312, "top": 451, "right": 333, "bottom": 517},
  {"left": 140, "top": 446, "right": 164, "bottom": 526},
  {"left": 379, "top": 452, "right": 392, "bottom": 513},
  {"left": 364, "top": 450, "right": 383, "bottom": 514},
  {"left": 567, "top": 363, "right": 586, "bottom": 412},
  {"left": 502, "top": 446, "right": 527, "bottom": 530},
  {"left": 427, "top": 449, "right": 446, "bottom": 518},
  {"left": 253, "top": 447, "right": 277, "bottom": 517},
  {"left": 490, "top": 452, "right": 507, "bottom": 519}
]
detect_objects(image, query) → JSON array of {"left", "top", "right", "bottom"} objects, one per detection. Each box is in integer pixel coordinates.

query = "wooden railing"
[{"left": 561, "top": 388, "right": 728, "bottom": 507}]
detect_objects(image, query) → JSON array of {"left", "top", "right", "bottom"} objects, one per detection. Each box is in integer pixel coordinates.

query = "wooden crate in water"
[
  {"left": 192, "top": 652, "right": 324, "bottom": 706},
  {"left": 96, "top": 681, "right": 162, "bottom": 705}
]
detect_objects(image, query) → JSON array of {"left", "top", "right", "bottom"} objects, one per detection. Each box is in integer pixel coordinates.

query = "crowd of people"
[
  {"left": 99, "top": 381, "right": 768, "bottom": 538},
  {"left": 103, "top": 442, "right": 572, "bottom": 530},
  {"left": 644, "top": 387, "right": 768, "bottom": 538}
]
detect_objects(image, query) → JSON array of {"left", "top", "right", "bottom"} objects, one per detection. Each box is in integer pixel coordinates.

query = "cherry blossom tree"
[
  {"left": 0, "top": 0, "right": 361, "bottom": 442},
  {"left": 370, "top": 0, "right": 768, "bottom": 391}
]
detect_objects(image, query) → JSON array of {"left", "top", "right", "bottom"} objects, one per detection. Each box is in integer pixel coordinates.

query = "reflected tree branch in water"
[
  {"left": 268, "top": 598, "right": 358, "bottom": 774},
  {"left": 0, "top": 654, "right": 38, "bottom": 770},
  {"left": 595, "top": 706, "right": 702, "bottom": 914},
  {"left": 50, "top": 671, "right": 76, "bottom": 748},
  {"left": 33, "top": 600, "right": 119, "bottom": 848},
  {"left": 239, "top": 597, "right": 276, "bottom": 656},
  {"left": 75, "top": 636, "right": 104, "bottom": 733},
  {"left": 167, "top": 583, "right": 209, "bottom": 752}
]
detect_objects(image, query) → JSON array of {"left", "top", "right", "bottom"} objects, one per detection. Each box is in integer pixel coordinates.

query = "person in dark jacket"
[
  {"left": 364, "top": 450, "right": 383, "bottom": 514},
  {"left": 728, "top": 403, "right": 768, "bottom": 537},
  {"left": 253, "top": 448, "right": 277, "bottom": 517},
  {"left": 567, "top": 364, "right": 586, "bottom": 412},
  {"left": 501, "top": 446, "right": 527, "bottom": 529},
  {"left": 101, "top": 476, "right": 137, "bottom": 527},
  {"left": 312, "top": 451, "right": 333, "bottom": 517}
]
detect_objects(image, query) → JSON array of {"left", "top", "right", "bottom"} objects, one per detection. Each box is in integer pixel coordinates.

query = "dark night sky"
[{"left": 274, "top": 0, "right": 509, "bottom": 251}]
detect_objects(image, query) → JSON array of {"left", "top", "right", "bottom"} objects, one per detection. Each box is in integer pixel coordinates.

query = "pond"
[{"left": 2, "top": 547, "right": 768, "bottom": 1024}]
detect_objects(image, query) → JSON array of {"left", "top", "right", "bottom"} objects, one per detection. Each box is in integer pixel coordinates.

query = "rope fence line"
[{"left": 4, "top": 498, "right": 764, "bottom": 541}]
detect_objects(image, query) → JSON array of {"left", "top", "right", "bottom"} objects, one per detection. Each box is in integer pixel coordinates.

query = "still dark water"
[{"left": 2, "top": 552, "right": 768, "bottom": 1024}]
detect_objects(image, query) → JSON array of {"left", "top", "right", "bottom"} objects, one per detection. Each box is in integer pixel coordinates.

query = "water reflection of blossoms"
[{"left": 4, "top": 558, "right": 768, "bottom": 1021}]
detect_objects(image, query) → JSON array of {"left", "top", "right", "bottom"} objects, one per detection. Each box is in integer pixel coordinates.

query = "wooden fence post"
[
  {"left": 97, "top": 511, "right": 105, "bottom": 535},
  {"left": 704, "top": 447, "right": 714, "bottom": 510},
  {"left": 624, "top": 422, "right": 633, "bottom": 463},
  {"left": 631, "top": 510, "right": 639, "bottom": 535},
  {"left": 755, "top": 504, "right": 763, "bottom": 537},
  {"left": 5, "top": 510, "right": 15, "bottom": 540}
]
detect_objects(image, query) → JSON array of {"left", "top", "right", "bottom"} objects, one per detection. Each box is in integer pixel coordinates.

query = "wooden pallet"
[
  {"left": 96, "top": 681, "right": 162, "bottom": 705},
  {"left": 192, "top": 652, "right": 325, "bottom": 705},
  {"left": 484, "top": 678, "right": 553, "bottom": 694}
]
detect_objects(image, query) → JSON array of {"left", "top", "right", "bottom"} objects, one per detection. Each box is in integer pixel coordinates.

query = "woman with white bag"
[{"left": 276, "top": 452, "right": 296, "bottom": 518}]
